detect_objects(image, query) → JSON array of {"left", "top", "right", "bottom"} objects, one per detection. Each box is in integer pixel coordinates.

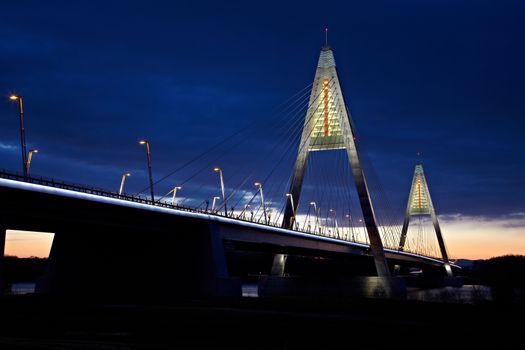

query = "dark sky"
[{"left": 0, "top": 0, "right": 524, "bottom": 218}]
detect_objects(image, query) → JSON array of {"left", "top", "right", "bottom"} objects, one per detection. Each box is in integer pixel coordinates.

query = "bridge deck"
[{"left": 0, "top": 170, "right": 449, "bottom": 268}]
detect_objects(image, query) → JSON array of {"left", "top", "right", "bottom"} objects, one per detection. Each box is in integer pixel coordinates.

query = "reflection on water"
[
  {"left": 407, "top": 285, "right": 492, "bottom": 304},
  {"left": 6, "top": 282, "right": 495, "bottom": 304},
  {"left": 242, "top": 283, "right": 259, "bottom": 298},
  {"left": 9, "top": 283, "right": 36, "bottom": 295},
  {"left": 246, "top": 280, "right": 493, "bottom": 304}
]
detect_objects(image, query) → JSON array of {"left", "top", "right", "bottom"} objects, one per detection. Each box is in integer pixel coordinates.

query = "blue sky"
[{"left": 0, "top": 0, "right": 524, "bottom": 225}]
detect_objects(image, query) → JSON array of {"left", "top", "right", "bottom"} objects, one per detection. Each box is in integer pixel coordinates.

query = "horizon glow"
[{"left": 3, "top": 213, "right": 524, "bottom": 260}]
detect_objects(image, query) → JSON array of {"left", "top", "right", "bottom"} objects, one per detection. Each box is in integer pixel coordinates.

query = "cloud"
[{"left": 0, "top": 142, "right": 17, "bottom": 152}]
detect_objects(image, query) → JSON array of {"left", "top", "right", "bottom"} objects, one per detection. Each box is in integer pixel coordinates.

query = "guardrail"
[{"left": 0, "top": 168, "right": 214, "bottom": 215}]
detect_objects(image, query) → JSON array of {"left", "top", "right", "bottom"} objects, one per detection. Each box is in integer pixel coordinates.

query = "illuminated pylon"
[
  {"left": 398, "top": 164, "right": 453, "bottom": 276},
  {"left": 282, "top": 45, "right": 390, "bottom": 278}
]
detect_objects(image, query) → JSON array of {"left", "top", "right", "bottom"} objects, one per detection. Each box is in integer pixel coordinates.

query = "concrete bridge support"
[
  {"left": 270, "top": 254, "right": 287, "bottom": 276},
  {"left": 0, "top": 184, "right": 242, "bottom": 298}
]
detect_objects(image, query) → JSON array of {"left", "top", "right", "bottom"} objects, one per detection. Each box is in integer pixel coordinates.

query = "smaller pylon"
[{"left": 398, "top": 164, "right": 453, "bottom": 276}]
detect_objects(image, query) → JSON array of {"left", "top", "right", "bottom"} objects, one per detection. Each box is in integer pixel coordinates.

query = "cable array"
[{"left": 132, "top": 81, "right": 443, "bottom": 259}]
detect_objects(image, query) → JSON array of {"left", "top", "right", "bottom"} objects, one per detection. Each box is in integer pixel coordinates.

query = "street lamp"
[
  {"left": 139, "top": 140, "right": 154, "bottom": 203},
  {"left": 346, "top": 214, "right": 355, "bottom": 241},
  {"left": 26, "top": 149, "right": 39, "bottom": 175},
  {"left": 118, "top": 172, "right": 131, "bottom": 195},
  {"left": 285, "top": 193, "right": 297, "bottom": 230},
  {"left": 211, "top": 196, "right": 221, "bottom": 212},
  {"left": 254, "top": 182, "right": 268, "bottom": 224},
  {"left": 310, "top": 201, "right": 320, "bottom": 234},
  {"left": 330, "top": 209, "right": 339, "bottom": 239},
  {"left": 359, "top": 218, "right": 366, "bottom": 243},
  {"left": 213, "top": 167, "right": 227, "bottom": 216},
  {"left": 9, "top": 95, "right": 28, "bottom": 177},
  {"left": 242, "top": 204, "right": 251, "bottom": 220},
  {"left": 167, "top": 186, "right": 182, "bottom": 206}
]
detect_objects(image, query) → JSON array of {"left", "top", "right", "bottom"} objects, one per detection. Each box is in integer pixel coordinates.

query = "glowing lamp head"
[
  {"left": 254, "top": 182, "right": 261, "bottom": 187},
  {"left": 285, "top": 193, "right": 291, "bottom": 197},
  {"left": 214, "top": 196, "right": 220, "bottom": 200},
  {"left": 138, "top": 140, "right": 147, "bottom": 145},
  {"left": 175, "top": 186, "right": 182, "bottom": 190},
  {"left": 9, "top": 95, "right": 19, "bottom": 100},
  {"left": 213, "top": 167, "right": 220, "bottom": 172},
  {"left": 125, "top": 172, "right": 131, "bottom": 177},
  {"left": 30, "top": 149, "right": 39, "bottom": 154},
  {"left": 309, "top": 201, "right": 316, "bottom": 205}
]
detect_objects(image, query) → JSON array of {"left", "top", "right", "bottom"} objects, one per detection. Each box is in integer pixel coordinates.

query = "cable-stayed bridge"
[{"left": 0, "top": 44, "right": 459, "bottom": 297}]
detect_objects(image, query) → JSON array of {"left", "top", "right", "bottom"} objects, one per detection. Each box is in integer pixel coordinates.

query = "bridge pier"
[
  {"left": 34, "top": 221, "right": 242, "bottom": 298},
  {"left": 270, "top": 254, "right": 287, "bottom": 276}
]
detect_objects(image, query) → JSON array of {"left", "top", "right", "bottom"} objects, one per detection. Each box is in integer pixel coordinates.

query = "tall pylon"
[
  {"left": 398, "top": 164, "right": 453, "bottom": 276},
  {"left": 282, "top": 44, "right": 391, "bottom": 278}
]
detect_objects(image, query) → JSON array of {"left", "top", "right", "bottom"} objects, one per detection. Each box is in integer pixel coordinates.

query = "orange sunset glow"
[
  {"left": 4, "top": 230, "right": 54, "bottom": 258},
  {"left": 3, "top": 214, "right": 524, "bottom": 260}
]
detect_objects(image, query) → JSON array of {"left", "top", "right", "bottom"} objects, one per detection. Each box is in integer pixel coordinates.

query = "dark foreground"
[{"left": 0, "top": 295, "right": 522, "bottom": 349}]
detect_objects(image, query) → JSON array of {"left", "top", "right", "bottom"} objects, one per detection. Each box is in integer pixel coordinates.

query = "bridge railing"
[
  {"left": 0, "top": 169, "right": 443, "bottom": 260},
  {"left": 0, "top": 169, "right": 214, "bottom": 214}
]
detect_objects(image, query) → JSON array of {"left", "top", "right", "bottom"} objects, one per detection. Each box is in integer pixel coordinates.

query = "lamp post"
[
  {"left": 26, "top": 149, "right": 39, "bottom": 175},
  {"left": 9, "top": 95, "right": 28, "bottom": 177},
  {"left": 359, "top": 218, "right": 366, "bottom": 244},
  {"left": 211, "top": 196, "right": 221, "bottom": 212},
  {"left": 118, "top": 172, "right": 131, "bottom": 195},
  {"left": 330, "top": 209, "right": 339, "bottom": 239},
  {"left": 346, "top": 214, "right": 355, "bottom": 241},
  {"left": 139, "top": 140, "right": 154, "bottom": 203},
  {"left": 309, "top": 202, "right": 318, "bottom": 233},
  {"left": 242, "top": 204, "right": 251, "bottom": 220},
  {"left": 213, "top": 167, "right": 227, "bottom": 216},
  {"left": 167, "top": 186, "right": 182, "bottom": 205},
  {"left": 285, "top": 193, "right": 297, "bottom": 230},
  {"left": 254, "top": 182, "right": 268, "bottom": 224}
]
